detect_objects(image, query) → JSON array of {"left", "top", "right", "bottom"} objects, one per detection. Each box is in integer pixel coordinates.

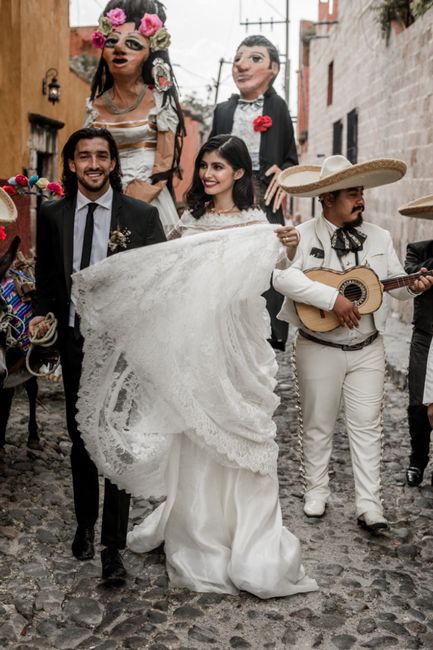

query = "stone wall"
[{"left": 296, "top": 0, "right": 433, "bottom": 322}]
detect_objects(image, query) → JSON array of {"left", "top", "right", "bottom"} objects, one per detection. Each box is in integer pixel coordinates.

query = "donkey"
[{"left": 0, "top": 236, "right": 41, "bottom": 456}]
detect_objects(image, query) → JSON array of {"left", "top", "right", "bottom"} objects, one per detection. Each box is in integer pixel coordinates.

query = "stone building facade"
[
  {"left": 297, "top": 0, "right": 433, "bottom": 321},
  {"left": 0, "top": 0, "right": 90, "bottom": 255}
]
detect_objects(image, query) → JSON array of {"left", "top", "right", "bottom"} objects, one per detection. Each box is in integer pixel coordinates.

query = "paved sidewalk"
[{"left": 1, "top": 320, "right": 433, "bottom": 649}]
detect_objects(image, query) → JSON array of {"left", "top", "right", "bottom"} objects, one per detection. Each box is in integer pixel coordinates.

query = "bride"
[{"left": 73, "top": 134, "right": 318, "bottom": 598}]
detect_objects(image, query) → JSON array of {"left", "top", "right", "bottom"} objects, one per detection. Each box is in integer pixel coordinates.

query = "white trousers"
[{"left": 295, "top": 334, "right": 385, "bottom": 518}]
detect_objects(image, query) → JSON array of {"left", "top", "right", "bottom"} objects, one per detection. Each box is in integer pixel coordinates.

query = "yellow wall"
[{"left": 0, "top": 0, "right": 91, "bottom": 180}]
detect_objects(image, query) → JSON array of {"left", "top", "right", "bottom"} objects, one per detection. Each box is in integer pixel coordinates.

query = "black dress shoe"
[
  {"left": 406, "top": 466, "right": 424, "bottom": 487},
  {"left": 72, "top": 526, "right": 95, "bottom": 560},
  {"left": 101, "top": 547, "right": 127, "bottom": 584}
]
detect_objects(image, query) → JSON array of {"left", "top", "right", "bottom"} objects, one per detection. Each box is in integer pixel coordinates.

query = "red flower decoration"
[
  {"left": 253, "top": 115, "right": 273, "bottom": 132},
  {"left": 2, "top": 185, "right": 17, "bottom": 196},
  {"left": 15, "top": 174, "right": 29, "bottom": 186},
  {"left": 0, "top": 226, "right": 6, "bottom": 241},
  {"left": 47, "top": 181, "right": 64, "bottom": 196}
]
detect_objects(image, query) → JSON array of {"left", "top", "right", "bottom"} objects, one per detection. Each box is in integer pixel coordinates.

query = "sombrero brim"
[
  {"left": 399, "top": 194, "right": 433, "bottom": 220},
  {"left": 278, "top": 159, "right": 407, "bottom": 197},
  {"left": 0, "top": 187, "right": 18, "bottom": 225}
]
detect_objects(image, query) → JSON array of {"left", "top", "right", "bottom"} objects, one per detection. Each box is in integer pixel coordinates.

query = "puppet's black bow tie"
[
  {"left": 238, "top": 98, "right": 264, "bottom": 111},
  {"left": 331, "top": 226, "right": 367, "bottom": 258}
]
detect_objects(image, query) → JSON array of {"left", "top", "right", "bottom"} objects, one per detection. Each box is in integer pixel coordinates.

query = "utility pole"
[
  {"left": 213, "top": 58, "right": 232, "bottom": 105},
  {"left": 284, "top": 0, "right": 290, "bottom": 107},
  {"left": 239, "top": 1, "right": 290, "bottom": 106}
]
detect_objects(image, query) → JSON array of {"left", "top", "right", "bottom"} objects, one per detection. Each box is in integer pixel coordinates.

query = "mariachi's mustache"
[{"left": 352, "top": 204, "right": 365, "bottom": 213}]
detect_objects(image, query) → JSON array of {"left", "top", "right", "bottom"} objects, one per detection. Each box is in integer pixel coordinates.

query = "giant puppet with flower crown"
[{"left": 86, "top": 0, "right": 185, "bottom": 234}]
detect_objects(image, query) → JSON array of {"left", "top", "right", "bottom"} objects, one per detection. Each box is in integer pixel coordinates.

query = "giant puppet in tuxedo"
[
  {"left": 30, "top": 127, "right": 166, "bottom": 584},
  {"left": 209, "top": 35, "right": 298, "bottom": 350}
]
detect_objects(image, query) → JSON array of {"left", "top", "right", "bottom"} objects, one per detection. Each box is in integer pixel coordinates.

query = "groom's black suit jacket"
[{"left": 33, "top": 190, "right": 166, "bottom": 333}]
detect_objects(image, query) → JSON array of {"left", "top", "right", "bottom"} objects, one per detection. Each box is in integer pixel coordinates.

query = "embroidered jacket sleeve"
[{"left": 272, "top": 246, "right": 338, "bottom": 311}]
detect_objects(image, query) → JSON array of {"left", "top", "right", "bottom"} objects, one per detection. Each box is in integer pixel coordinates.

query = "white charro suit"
[{"left": 273, "top": 214, "right": 412, "bottom": 518}]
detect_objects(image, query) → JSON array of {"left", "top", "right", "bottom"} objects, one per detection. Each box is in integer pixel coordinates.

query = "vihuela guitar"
[{"left": 295, "top": 265, "right": 433, "bottom": 333}]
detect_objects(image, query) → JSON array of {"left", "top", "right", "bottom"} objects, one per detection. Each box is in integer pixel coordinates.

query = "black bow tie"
[
  {"left": 331, "top": 226, "right": 367, "bottom": 258},
  {"left": 238, "top": 98, "right": 264, "bottom": 111}
]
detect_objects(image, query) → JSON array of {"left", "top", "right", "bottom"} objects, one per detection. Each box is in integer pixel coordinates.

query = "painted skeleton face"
[
  {"left": 232, "top": 45, "right": 278, "bottom": 100},
  {"left": 103, "top": 22, "right": 150, "bottom": 77}
]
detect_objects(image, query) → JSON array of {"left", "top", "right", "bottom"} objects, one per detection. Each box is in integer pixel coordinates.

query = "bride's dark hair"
[
  {"left": 186, "top": 135, "right": 255, "bottom": 219},
  {"left": 90, "top": 0, "right": 185, "bottom": 182}
]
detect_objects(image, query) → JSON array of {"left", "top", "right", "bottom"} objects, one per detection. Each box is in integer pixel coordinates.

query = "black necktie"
[
  {"left": 74, "top": 202, "right": 97, "bottom": 339},
  {"left": 331, "top": 225, "right": 367, "bottom": 258},
  {"left": 80, "top": 202, "right": 97, "bottom": 270}
]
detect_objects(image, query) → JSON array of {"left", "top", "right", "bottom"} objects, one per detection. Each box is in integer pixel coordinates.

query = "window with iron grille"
[
  {"left": 332, "top": 119, "right": 343, "bottom": 154},
  {"left": 346, "top": 109, "right": 358, "bottom": 163},
  {"left": 327, "top": 61, "right": 334, "bottom": 106}
]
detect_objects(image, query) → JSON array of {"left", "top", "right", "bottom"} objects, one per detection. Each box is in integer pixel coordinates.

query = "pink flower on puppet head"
[
  {"left": 47, "top": 182, "right": 64, "bottom": 196},
  {"left": 139, "top": 13, "right": 163, "bottom": 37},
  {"left": 92, "top": 31, "right": 107, "bottom": 49},
  {"left": 106, "top": 8, "right": 126, "bottom": 27}
]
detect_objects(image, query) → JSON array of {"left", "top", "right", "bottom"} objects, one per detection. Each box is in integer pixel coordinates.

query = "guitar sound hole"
[{"left": 340, "top": 279, "right": 366, "bottom": 306}]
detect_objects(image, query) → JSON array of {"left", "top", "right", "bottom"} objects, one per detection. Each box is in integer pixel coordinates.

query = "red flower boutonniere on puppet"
[{"left": 253, "top": 115, "right": 273, "bottom": 133}]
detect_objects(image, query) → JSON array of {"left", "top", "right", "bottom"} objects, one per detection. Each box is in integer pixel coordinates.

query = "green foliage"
[
  {"left": 410, "top": 0, "right": 433, "bottom": 17},
  {"left": 301, "top": 26, "right": 317, "bottom": 45},
  {"left": 373, "top": 0, "right": 432, "bottom": 43}
]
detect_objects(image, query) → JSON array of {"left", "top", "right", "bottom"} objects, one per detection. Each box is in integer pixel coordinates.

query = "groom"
[{"left": 30, "top": 127, "right": 166, "bottom": 583}]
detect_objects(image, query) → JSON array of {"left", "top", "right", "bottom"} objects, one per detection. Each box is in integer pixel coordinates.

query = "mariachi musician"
[
  {"left": 399, "top": 194, "right": 433, "bottom": 487},
  {"left": 272, "top": 155, "right": 433, "bottom": 532}
]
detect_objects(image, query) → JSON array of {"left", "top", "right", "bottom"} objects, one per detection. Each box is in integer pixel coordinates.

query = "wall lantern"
[{"left": 42, "top": 68, "right": 61, "bottom": 104}]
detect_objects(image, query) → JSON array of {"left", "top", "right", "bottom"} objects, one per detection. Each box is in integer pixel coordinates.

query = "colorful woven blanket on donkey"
[{"left": 0, "top": 270, "right": 33, "bottom": 355}]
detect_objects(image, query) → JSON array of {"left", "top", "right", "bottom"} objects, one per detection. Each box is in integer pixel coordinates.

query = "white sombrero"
[
  {"left": 399, "top": 194, "right": 433, "bottom": 220},
  {"left": 0, "top": 186, "right": 18, "bottom": 225},
  {"left": 278, "top": 154, "right": 407, "bottom": 198}
]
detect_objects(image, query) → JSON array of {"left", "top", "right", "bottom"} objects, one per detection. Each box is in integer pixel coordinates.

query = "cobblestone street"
[{"left": 1, "top": 347, "right": 433, "bottom": 650}]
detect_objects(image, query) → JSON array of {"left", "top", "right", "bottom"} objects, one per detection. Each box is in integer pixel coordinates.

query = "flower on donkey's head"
[
  {"left": 47, "top": 181, "right": 64, "bottom": 196},
  {"left": 2, "top": 185, "right": 17, "bottom": 196},
  {"left": 2, "top": 175, "right": 63, "bottom": 198},
  {"left": 15, "top": 174, "right": 29, "bottom": 187},
  {"left": 0, "top": 226, "right": 7, "bottom": 241},
  {"left": 35, "top": 178, "right": 49, "bottom": 190}
]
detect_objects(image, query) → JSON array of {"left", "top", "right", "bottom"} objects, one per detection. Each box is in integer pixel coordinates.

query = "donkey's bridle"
[{"left": 0, "top": 296, "right": 26, "bottom": 348}]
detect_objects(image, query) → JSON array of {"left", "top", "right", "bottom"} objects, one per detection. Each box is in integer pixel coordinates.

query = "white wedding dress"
[{"left": 72, "top": 209, "right": 318, "bottom": 598}]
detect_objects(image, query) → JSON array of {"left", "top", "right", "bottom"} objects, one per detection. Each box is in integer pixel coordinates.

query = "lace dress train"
[{"left": 72, "top": 216, "right": 318, "bottom": 598}]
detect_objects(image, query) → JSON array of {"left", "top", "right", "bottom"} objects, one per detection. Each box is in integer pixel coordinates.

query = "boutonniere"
[
  {"left": 108, "top": 227, "right": 131, "bottom": 253},
  {"left": 253, "top": 115, "right": 273, "bottom": 132}
]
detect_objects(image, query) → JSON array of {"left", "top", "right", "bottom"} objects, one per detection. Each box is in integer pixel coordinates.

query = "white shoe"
[
  {"left": 303, "top": 499, "right": 326, "bottom": 518},
  {"left": 357, "top": 511, "right": 388, "bottom": 532}
]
